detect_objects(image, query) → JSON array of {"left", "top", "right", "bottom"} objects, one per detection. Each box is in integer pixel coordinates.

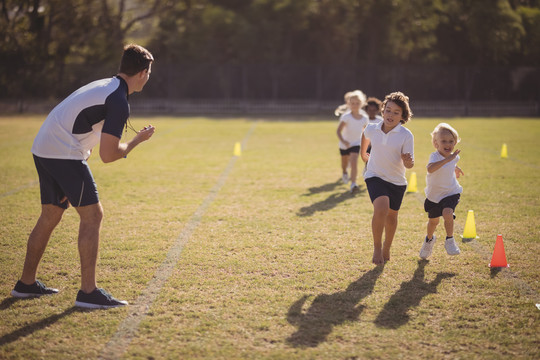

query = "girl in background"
[
  {"left": 336, "top": 90, "right": 369, "bottom": 193},
  {"left": 364, "top": 97, "right": 383, "bottom": 123}
]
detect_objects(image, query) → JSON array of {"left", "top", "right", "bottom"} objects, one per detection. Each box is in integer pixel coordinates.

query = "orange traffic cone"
[{"left": 489, "top": 234, "right": 509, "bottom": 268}]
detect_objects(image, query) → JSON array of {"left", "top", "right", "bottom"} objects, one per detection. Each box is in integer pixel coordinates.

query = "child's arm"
[
  {"left": 360, "top": 133, "right": 370, "bottom": 163},
  {"left": 401, "top": 132, "right": 414, "bottom": 169},
  {"left": 336, "top": 122, "right": 350, "bottom": 149},
  {"left": 401, "top": 153, "right": 414, "bottom": 168},
  {"left": 455, "top": 165, "right": 464, "bottom": 178},
  {"left": 427, "top": 150, "right": 461, "bottom": 173}
]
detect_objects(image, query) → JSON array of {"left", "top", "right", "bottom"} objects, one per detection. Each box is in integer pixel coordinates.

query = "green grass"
[{"left": 0, "top": 115, "right": 539, "bottom": 359}]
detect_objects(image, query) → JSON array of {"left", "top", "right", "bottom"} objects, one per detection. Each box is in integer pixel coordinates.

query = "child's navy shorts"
[
  {"left": 365, "top": 176, "right": 407, "bottom": 211},
  {"left": 339, "top": 145, "right": 360, "bottom": 156},
  {"left": 33, "top": 154, "right": 99, "bottom": 208},
  {"left": 424, "top": 194, "right": 460, "bottom": 219}
]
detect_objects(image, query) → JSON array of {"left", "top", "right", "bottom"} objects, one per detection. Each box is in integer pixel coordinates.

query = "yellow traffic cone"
[
  {"left": 462, "top": 210, "right": 478, "bottom": 240},
  {"left": 233, "top": 142, "right": 242, "bottom": 156},
  {"left": 501, "top": 143, "right": 508, "bottom": 158},
  {"left": 406, "top": 172, "right": 417, "bottom": 193}
]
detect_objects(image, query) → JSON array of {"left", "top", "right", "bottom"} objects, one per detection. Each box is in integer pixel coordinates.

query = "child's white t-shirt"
[
  {"left": 363, "top": 122, "right": 414, "bottom": 186},
  {"left": 338, "top": 112, "right": 368, "bottom": 149},
  {"left": 424, "top": 151, "right": 463, "bottom": 203},
  {"left": 369, "top": 115, "right": 383, "bottom": 123}
]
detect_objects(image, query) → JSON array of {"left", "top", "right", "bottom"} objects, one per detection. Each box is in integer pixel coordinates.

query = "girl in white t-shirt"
[
  {"left": 363, "top": 97, "right": 383, "bottom": 156},
  {"left": 336, "top": 90, "right": 369, "bottom": 193},
  {"left": 364, "top": 97, "right": 384, "bottom": 124},
  {"left": 419, "top": 123, "right": 464, "bottom": 259},
  {"left": 360, "top": 92, "right": 414, "bottom": 265}
]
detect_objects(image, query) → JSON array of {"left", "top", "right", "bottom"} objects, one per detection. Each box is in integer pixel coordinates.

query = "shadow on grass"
[
  {"left": 0, "top": 297, "right": 21, "bottom": 310},
  {"left": 297, "top": 184, "right": 365, "bottom": 217},
  {"left": 490, "top": 267, "right": 502, "bottom": 278},
  {"left": 374, "top": 260, "right": 455, "bottom": 329},
  {"left": 0, "top": 305, "right": 89, "bottom": 346},
  {"left": 286, "top": 265, "right": 384, "bottom": 347},
  {"left": 301, "top": 179, "right": 343, "bottom": 196}
]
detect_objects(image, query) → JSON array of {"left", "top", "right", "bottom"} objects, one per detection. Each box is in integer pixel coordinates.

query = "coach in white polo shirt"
[{"left": 11, "top": 44, "right": 155, "bottom": 309}]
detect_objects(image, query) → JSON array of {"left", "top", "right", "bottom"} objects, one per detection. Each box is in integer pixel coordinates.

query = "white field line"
[
  {"left": 99, "top": 122, "right": 258, "bottom": 360},
  {"left": 0, "top": 180, "right": 39, "bottom": 199}
]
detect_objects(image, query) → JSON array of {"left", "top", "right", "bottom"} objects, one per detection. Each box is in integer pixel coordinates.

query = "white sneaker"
[
  {"left": 342, "top": 173, "right": 349, "bottom": 184},
  {"left": 445, "top": 236, "right": 461, "bottom": 255},
  {"left": 419, "top": 235, "right": 436, "bottom": 259},
  {"left": 350, "top": 183, "right": 359, "bottom": 194}
]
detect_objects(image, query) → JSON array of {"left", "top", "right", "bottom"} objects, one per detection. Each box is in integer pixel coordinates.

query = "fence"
[{"left": 1, "top": 99, "right": 538, "bottom": 117}]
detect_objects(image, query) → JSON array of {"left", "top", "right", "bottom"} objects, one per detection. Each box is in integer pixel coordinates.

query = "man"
[{"left": 11, "top": 44, "right": 155, "bottom": 309}]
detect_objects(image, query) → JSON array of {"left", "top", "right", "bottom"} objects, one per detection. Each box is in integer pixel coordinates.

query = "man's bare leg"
[
  {"left": 20, "top": 204, "right": 65, "bottom": 285},
  {"left": 75, "top": 202, "right": 103, "bottom": 294}
]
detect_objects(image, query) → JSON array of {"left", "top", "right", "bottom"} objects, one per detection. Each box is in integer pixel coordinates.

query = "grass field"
[{"left": 0, "top": 115, "right": 539, "bottom": 359}]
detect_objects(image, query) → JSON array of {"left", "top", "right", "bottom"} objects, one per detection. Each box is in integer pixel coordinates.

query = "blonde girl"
[
  {"left": 419, "top": 123, "right": 464, "bottom": 259},
  {"left": 336, "top": 90, "right": 369, "bottom": 193}
]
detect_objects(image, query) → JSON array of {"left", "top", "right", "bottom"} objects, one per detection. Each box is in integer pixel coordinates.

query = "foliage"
[
  {"left": 0, "top": 0, "right": 168, "bottom": 98},
  {"left": 517, "top": 5, "right": 540, "bottom": 64},
  {"left": 0, "top": 0, "right": 539, "bottom": 99}
]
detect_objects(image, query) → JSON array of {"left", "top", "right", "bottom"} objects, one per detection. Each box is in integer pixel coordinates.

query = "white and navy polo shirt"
[
  {"left": 363, "top": 121, "right": 414, "bottom": 186},
  {"left": 32, "top": 76, "right": 129, "bottom": 161}
]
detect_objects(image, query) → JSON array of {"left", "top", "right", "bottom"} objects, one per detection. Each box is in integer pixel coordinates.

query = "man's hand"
[
  {"left": 136, "top": 125, "right": 155, "bottom": 142},
  {"left": 100, "top": 124, "right": 156, "bottom": 163}
]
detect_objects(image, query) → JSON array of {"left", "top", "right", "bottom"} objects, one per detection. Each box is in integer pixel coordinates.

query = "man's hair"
[
  {"left": 382, "top": 91, "right": 413, "bottom": 124},
  {"left": 119, "top": 44, "right": 154, "bottom": 76}
]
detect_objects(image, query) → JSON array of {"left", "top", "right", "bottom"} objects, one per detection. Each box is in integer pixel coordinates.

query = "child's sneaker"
[
  {"left": 75, "top": 288, "right": 128, "bottom": 309},
  {"left": 11, "top": 280, "right": 59, "bottom": 298},
  {"left": 445, "top": 236, "right": 461, "bottom": 255},
  {"left": 419, "top": 235, "right": 436, "bottom": 259},
  {"left": 342, "top": 173, "right": 349, "bottom": 184},
  {"left": 350, "top": 183, "right": 359, "bottom": 194}
]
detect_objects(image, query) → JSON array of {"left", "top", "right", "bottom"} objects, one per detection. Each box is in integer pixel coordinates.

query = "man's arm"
[{"left": 99, "top": 125, "right": 155, "bottom": 163}]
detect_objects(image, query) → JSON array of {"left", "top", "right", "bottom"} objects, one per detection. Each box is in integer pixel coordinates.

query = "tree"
[{"left": 0, "top": 0, "right": 169, "bottom": 99}]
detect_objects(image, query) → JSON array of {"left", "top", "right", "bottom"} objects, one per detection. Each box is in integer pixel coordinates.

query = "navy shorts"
[
  {"left": 365, "top": 176, "right": 407, "bottom": 211},
  {"left": 339, "top": 145, "right": 360, "bottom": 156},
  {"left": 33, "top": 155, "right": 99, "bottom": 208},
  {"left": 424, "top": 194, "right": 460, "bottom": 219}
]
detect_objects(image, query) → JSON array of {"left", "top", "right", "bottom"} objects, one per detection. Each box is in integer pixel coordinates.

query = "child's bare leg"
[
  {"left": 427, "top": 217, "right": 439, "bottom": 239},
  {"left": 442, "top": 208, "right": 454, "bottom": 237},
  {"left": 349, "top": 152, "right": 359, "bottom": 184},
  {"left": 371, "top": 196, "right": 389, "bottom": 264},
  {"left": 382, "top": 209, "right": 399, "bottom": 261},
  {"left": 341, "top": 155, "right": 349, "bottom": 175}
]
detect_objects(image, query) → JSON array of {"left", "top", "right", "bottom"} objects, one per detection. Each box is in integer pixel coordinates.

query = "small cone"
[
  {"left": 406, "top": 172, "right": 417, "bottom": 193},
  {"left": 501, "top": 143, "right": 508, "bottom": 158},
  {"left": 489, "top": 234, "right": 509, "bottom": 268},
  {"left": 462, "top": 210, "right": 477, "bottom": 240},
  {"left": 233, "top": 142, "right": 242, "bottom": 156}
]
